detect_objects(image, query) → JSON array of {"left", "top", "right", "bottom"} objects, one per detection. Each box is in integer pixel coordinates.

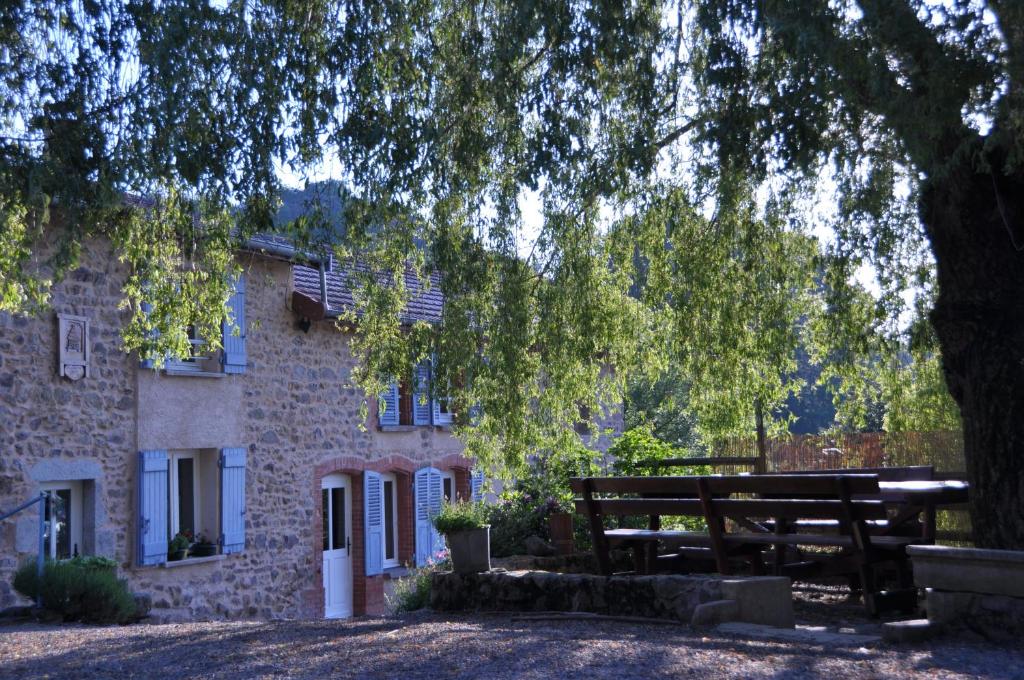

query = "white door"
[{"left": 322, "top": 473, "right": 353, "bottom": 619}]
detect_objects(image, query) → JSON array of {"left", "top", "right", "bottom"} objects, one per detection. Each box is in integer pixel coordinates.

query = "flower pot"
[
  {"left": 168, "top": 549, "right": 188, "bottom": 562},
  {"left": 190, "top": 543, "right": 217, "bottom": 558},
  {"left": 548, "top": 512, "right": 575, "bottom": 555},
  {"left": 446, "top": 526, "right": 491, "bottom": 574}
]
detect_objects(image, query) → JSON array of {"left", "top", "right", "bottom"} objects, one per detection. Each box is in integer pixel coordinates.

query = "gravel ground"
[{"left": 1, "top": 610, "right": 1022, "bottom": 680}]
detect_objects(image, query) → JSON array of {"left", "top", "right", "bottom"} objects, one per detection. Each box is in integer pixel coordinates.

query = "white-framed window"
[
  {"left": 169, "top": 451, "right": 200, "bottom": 537},
  {"left": 441, "top": 470, "right": 456, "bottom": 503},
  {"left": 381, "top": 472, "right": 399, "bottom": 568},
  {"left": 168, "top": 449, "right": 219, "bottom": 545},
  {"left": 41, "top": 481, "right": 83, "bottom": 560}
]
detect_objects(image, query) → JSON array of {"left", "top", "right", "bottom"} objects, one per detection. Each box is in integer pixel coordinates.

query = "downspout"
[{"left": 319, "top": 262, "right": 330, "bottom": 313}]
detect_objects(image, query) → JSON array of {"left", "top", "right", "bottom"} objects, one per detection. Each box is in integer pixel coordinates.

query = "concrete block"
[
  {"left": 721, "top": 576, "right": 795, "bottom": 629},
  {"left": 908, "top": 545, "right": 1024, "bottom": 597},
  {"left": 691, "top": 599, "right": 739, "bottom": 626},
  {"left": 882, "top": 618, "right": 941, "bottom": 643}
]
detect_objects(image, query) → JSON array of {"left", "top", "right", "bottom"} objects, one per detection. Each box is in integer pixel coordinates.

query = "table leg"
[{"left": 923, "top": 503, "right": 936, "bottom": 542}]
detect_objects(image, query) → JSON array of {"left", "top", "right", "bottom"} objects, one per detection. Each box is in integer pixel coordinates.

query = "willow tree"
[{"left": 1, "top": 1, "right": 1022, "bottom": 547}]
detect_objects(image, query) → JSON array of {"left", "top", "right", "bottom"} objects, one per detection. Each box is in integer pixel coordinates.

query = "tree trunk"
[{"left": 923, "top": 141, "right": 1024, "bottom": 550}]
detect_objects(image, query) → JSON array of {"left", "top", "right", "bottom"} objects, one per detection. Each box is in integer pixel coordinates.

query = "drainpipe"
[{"left": 319, "top": 262, "right": 330, "bottom": 313}]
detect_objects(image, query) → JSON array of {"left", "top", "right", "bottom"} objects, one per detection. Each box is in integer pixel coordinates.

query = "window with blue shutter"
[
  {"left": 414, "top": 467, "right": 444, "bottom": 566},
  {"left": 219, "top": 447, "right": 247, "bottom": 554},
  {"left": 221, "top": 274, "right": 247, "bottom": 374},
  {"left": 379, "top": 382, "right": 400, "bottom": 426},
  {"left": 412, "top": 362, "right": 432, "bottom": 426},
  {"left": 138, "top": 450, "right": 169, "bottom": 566},
  {"left": 364, "top": 471, "right": 384, "bottom": 576}
]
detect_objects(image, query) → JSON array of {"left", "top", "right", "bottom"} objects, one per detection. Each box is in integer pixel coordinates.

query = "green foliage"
[
  {"left": 432, "top": 501, "right": 488, "bottom": 535},
  {"left": 625, "top": 367, "right": 703, "bottom": 450},
  {"left": 3, "top": 1, "right": 1020, "bottom": 546},
  {"left": 63, "top": 555, "right": 118, "bottom": 572},
  {"left": 485, "top": 492, "right": 555, "bottom": 558},
  {"left": 13, "top": 559, "right": 136, "bottom": 624},
  {"left": 388, "top": 554, "right": 451, "bottom": 614},
  {"left": 609, "top": 428, "right": 678, "bottom": 475},
  {"left": 485, "top": 445, "right": 598, "bottom": 557}
]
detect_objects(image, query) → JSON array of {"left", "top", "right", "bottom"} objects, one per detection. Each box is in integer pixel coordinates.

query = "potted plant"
[
  {"left": 432, "top": 501, "right": 491, "bottom": 574},
  {"left": 168, "top": 531, "right": 191, "bottom": 561},
  {"left": 190, "top": 533, "right": 218, "bottom": 558}
]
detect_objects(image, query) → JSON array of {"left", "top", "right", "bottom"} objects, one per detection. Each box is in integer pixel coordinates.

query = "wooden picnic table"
[{"left": 874, "top": 480, "right": 970, "bottom": 542}]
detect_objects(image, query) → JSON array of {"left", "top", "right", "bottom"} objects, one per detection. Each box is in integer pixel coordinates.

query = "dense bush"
[
  {"left": 485, "top": 492, "right": 554, "bottom": 557},
  {"left": 13, "top": 558, "right": 137, "bottom": 624},
  {"left": 388, "top": 551, "right": 450, "bottom": 613}
]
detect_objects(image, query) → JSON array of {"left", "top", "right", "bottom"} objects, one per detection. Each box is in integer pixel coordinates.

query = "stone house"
[{"left": 0, "top": 234, "right": 483, "bottom": 621}]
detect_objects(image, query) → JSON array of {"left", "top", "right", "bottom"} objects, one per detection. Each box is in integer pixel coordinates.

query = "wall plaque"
[{"left": 57, "top": 313, "right": 90, "bottom": 381}]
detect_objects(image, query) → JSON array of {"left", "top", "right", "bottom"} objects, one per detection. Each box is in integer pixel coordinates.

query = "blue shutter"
[
  {"left": 139, "top": 302, "right": 158, "bottom": 369},
  {"left": 471, "top": 469, "right": 485, "bottom": 503},
  {"left": 379, "top": 382, "right": 400, "bottom": 426},
  {"left": 413, "top": 362, "right": 432, "bottom": 425},
  {"left": 431, "top": 354, "right": 454, "bottom": 426},
  {"left": 414, "top": 467, "right": 444, "bottom": 566},
  {"left": 222, "top": 274, "right": 247, "bottom": 374},
  {"left": 138, "top": 450, "right": 169, "bottom": 566},
  {"left": 219, "top": 447, "right": 247, "bottom": 554},
  {"left": 364, "top": 471, "right": 384, "bottom": 576}
]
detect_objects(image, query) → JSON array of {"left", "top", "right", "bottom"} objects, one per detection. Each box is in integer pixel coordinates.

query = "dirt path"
[{"left": 1, "top": 611, "right": 1020, "bottom": 679}]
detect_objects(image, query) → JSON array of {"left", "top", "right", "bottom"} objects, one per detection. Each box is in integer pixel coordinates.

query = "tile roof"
[{"left": 292, "top": 262, "right": 444, "bottom": 324}]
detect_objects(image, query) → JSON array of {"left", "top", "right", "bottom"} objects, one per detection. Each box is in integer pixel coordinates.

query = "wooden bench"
[{"left": 570, "top": 474, "right": 928, "bottom": 615}]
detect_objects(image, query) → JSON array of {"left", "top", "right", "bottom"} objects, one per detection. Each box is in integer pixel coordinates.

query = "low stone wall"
[
  {"left": 430, "top": 570, "right": 794, "bottom": 628},
  {"left": 908, "top": 545, "right": 1024, "bottom": 640}
]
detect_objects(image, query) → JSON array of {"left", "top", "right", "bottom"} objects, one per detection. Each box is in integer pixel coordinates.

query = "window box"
[{"left": 160, "top": 554, "right": 226, "bottom": 569}]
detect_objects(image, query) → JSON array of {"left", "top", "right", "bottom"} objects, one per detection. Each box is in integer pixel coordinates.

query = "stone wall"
[
  {"left": 0, "top": 237, "right": 137, "bottom": 607},
  {"left": 430, "top": 570, "right": 795, "bottom": 627}
]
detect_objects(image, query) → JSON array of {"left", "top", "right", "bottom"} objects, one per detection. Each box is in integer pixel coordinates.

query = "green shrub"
[
  {"left": 388, "top": 554, "right": 451, "bottom": 613},
  {"left": 484, "top": 491, "right": 550, "bottom": 557},
  {"left": 432, "top": 501, "right": 487, "bottom": 535},
  {"left": 13, "top": 558, "right": 137, "bottom": 624}
]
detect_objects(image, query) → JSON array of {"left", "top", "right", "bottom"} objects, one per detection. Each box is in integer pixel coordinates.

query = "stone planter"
[
  {"left": 446, "top": 526, "right": 491, "bottom": 574},
  {"left": 908, "top": 545, "right": 1024, "bottom": 598},
  {"left": 548, "top": 513, "right": 575, "bottom": 556}
]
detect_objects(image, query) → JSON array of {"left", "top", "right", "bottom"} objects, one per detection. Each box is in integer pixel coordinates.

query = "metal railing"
[{"left": 0, "top": 492, "right": 48, "bottom": 606}]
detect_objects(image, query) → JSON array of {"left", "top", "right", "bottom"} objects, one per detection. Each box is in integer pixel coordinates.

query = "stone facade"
[{"left": 0, "top": 238, "right": 475, "bottom": 621}]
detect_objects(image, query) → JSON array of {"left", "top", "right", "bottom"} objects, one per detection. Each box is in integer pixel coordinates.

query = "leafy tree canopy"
[{"left": 3, "top": 2, "right": 1022, "bottom": 547}]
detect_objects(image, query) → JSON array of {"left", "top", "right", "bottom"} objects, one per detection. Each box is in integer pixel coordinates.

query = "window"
[
  {"left": 140, "top": 273, "right": 247, "bottom": 375},
  {"left": 381, "top": 473, "right": 399, "bottom": 568},
  {"left": 41, "top": 481, "right": 83, "bottom": 560},
  {"left": 378, "top": 357, "right": 454, "bottom": 428},
  {"left": 441, "top": 470, "right": 456, "bottom": 503},
  {"left": 165, "top": 326, "right": 210, "bottom": 373},
  {"left": 168, "top": 449, "right": 219, "bottom": 548}
]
